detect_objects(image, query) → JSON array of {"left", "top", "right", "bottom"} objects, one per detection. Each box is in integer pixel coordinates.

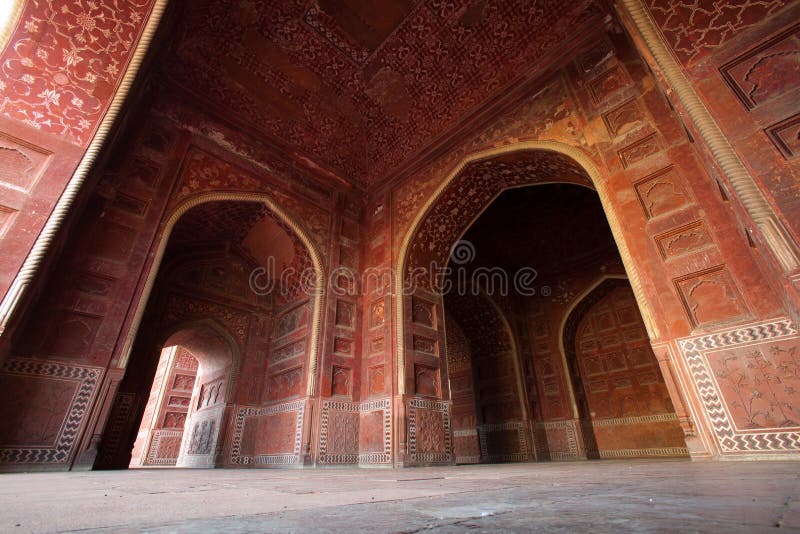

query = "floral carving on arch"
[
  {"left": 172, "top": 148, "right": 332, "bottom": 257},
  {"left": 0, "top": 0, "right": 158, "bottom": 142}
]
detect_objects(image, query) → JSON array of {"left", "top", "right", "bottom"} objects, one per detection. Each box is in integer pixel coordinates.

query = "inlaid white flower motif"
[
  {"left": 62, "top": 47, "right": 83, "bottom": 67},
  {"left": 38, "top": 88, "right": 61, "bottom": 107},
  {"left": 2, "top": 0, "right": 155, "bottom": 144},
  {"left": 23, "top": 111, "right": 45, "bottom": 129},
  {"left": 75, "top": 11, "right": 97, "bottom": 33}
]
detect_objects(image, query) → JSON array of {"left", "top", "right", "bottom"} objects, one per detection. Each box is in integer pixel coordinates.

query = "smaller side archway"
[
  {"left": 130, "top": 320, "right": 238, "bottom": 468},
  {"left": 96, "top": 193, "right": 324, "bottom": 470},
  {"left": 117, "top": 192, "right": 325, "bottom": 398},
  {"left": 443, "top": 290, "right": 530, "bottom": 464},
  {"left": 561, "top": 278, "right": 688, "bottom": 459}
]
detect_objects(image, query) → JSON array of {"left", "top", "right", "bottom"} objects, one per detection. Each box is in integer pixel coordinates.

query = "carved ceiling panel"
[
  {"left": 169, "top": 201, "right": 267, "bottom": 248},
  {"left": 162, "top": 0, "right": 600, "bottom": 186}
]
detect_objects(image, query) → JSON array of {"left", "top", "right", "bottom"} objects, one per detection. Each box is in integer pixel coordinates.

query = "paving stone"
[{"left": 1, "top": 460, "right": 798, "bottom": 533}]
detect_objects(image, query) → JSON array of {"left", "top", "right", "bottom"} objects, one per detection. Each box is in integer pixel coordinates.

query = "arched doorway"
[
  {"left": 562, "top": 278, "right": 688, "bottom": 459},
  {"left": 444, "top": 291, "right": 529, "bottom": 464},
  {"left": 130, "top": 321, "right": 237, "bottom": 468},
  {"left": 95, "top": 196, "right": 324, "bottom": 469},
  {"left": 395, "top": 145, "right": 691, "bottom": 465}
]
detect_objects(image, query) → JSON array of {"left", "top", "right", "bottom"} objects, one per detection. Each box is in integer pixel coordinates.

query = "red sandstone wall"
[
  {"left": 0, "top": 0, "right": 160, "bottom": 305},
  {"left": 644, "top": 0, "right": 800, "bottom": 248},
  {"left": 0, "top": 85, "right": 361, "bottom": 469},
  {"left": 131, "top": 347, "right": 198, "bottom": 467},
  {"left": 1, "top": 2, "right": 799, "bottom": 471},
  {"left": 378, "top": 20, "right": 794, "bottom": 462},
  {"left": 444, "top": 313, "right": 480, "bottom": 464},
  {"left": 638, "top": 0, "right": 800, "bottom": 457},
  {"left": 444, "top": 294, "right": 532, "bottom": 464}
]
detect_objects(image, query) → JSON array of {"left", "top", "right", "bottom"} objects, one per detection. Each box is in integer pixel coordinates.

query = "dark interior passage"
[{"left": 443, "top": 184, "right": 688, "bottom": 462}]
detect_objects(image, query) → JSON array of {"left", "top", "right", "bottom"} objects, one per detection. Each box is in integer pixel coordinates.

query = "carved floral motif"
[{"left": 0, "top": 0, "right": 157, "bottom": 142}]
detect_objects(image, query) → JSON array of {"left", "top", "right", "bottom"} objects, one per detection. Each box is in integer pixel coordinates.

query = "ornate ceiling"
[
  {"left": 164, "top": 200, "right": 313, "bottom": 305},
  {"left": 167, "top": 201, "right": 300, "bottom": 272},
  {"left": 168, "top": 201, "right": 268, "bottom": 251},
  {"left": 161, "top": 0, "right": 601, "bottom": 187}
]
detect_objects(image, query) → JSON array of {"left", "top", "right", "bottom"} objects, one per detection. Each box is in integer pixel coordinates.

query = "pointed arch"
[
  {"left": 558, "top": 276, "right": 630, "bottom": 458},
  {"left": 159, "top": 318, "right": 241, "bottom": 404},
  {"left": 119, "top": 192, "right": 326, "bottom": 397},
  {"left": 395, "top": 141, "right": 658, "bottom": 394},
  {"left": 482, "top": 292, "right": 529, "bottom": 423},
  {"left": 557, "top": 275, "right": 629, "bottom": 419}
]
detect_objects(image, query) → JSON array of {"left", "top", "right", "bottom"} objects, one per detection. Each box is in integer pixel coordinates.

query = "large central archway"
[{"left": 394, "top": 142, "right": 691, "bottom": 465}]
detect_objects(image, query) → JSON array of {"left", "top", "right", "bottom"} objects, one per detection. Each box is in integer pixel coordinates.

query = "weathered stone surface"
[{"left": 0, "top": 0, "right": 798, "bottom": 473}]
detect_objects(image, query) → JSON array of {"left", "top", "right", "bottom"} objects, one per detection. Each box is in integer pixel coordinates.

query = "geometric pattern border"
[
  {"left": 407, "top": 398, "right": 452, "bottom": 464},
  {"left": 95, "top": 391, "right": 137, "bottom": 468},
  {"left": 592, "top": 413, "right": 678, "bottom": 427},
  {"left": 318, "top": 399, "right": 359, "bottom": 465},
  {"left": 145, "top": 429, "right": 182, "bottom": 466},
  {"left": 230, "top": 400, "right": 305, "bottom": 465},
  {"left": 599, "top": 447, "right": 689, "bottom": 458},
  {"left": 358, "top": 398, "right": 392, "bottom": 465},
  {"left": 0, "top": 358, "right": 104, "bottom": 465},
  {"left": 539, "top": 419, "right": 580, "bottom": 460},
  {"left": 317, "top": 398, "right": 392, "bottom": 465},
  {"left": 678, "top": 318, "right": 800, "bottom": 454},
  {"left": 453, "top": 427, "right": 481, "bottom": 464}
]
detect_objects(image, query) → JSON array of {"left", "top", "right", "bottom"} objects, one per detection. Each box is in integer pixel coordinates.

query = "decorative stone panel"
[
  {"left": 541, "top": 420, "right": 580, "bottom": 460},
  {"left": 407, "top": 398, "right": 452, "bottom": 464},
  {"left": 358, "top": 399, "right": 392, "bottom": 465},
  {"left": 478, "top": 422, "right": 530, "bottom": 462},
  {"left": 0, "top": 359, "right": 103, "bottom": 466},
  {"left": 318, "top": 398, "right": 391, "bottom": 465},
  {"left": 679, "top": 318, "right": 800, "bottom": 454},
  {"left": 230, "top": 400, "right": 305, "bottom": 465}
]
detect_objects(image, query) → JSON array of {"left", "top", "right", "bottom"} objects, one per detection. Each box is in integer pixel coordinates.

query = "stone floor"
[{"left": 1, "top": 460, "right": 799, "bottom": 532}]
